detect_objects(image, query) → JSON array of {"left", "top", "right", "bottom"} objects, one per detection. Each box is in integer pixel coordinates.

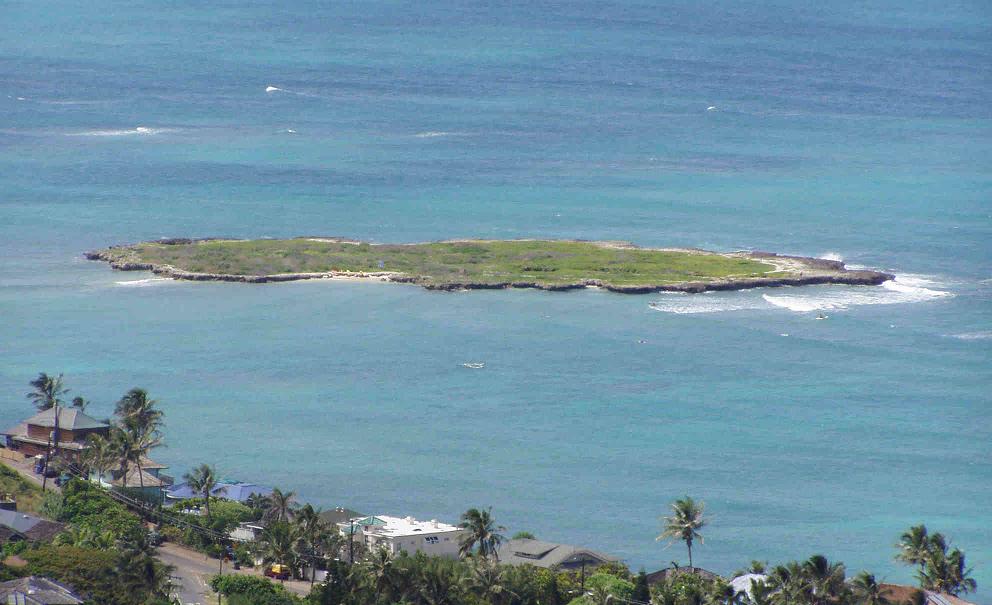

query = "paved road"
[{"left": 156, "top": 542, "right": 312, "bottom": 604}]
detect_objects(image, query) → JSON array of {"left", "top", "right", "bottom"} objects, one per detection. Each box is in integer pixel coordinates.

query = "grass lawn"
[
  {"left": 0, "top": 461, "right": 44, "bottom": 512},
  {"left": 119, "top": 239, "right": 777, "bottom": 287}
]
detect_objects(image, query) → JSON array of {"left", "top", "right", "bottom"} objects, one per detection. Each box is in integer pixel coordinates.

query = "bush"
[
  {"left": 210, "top": 575, "right": 303, "bottom": 605},
  {"left": 59, "top": 479, "right": 142, "bottom": 539}
]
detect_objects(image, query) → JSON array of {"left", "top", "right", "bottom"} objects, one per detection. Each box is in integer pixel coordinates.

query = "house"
[
  {"left": 879, "top": 584, "right": 978, "bottom": 605},
  {"left": 338, "top": 515, "right": 467, "bottom": 559},
  {"left": 646, "top": 566, "right": 721, "bottom": 585},
  {"left": 0, "top": 510, "right": 65, "bottom": 545},
  {"left": 496, "top": 538, "right": 618, "bottom": 570},
  {"left": 89, "top": 456, "right": 172, "bottom": 503},
  {"left": 165, "top": 480, "right": 271, "bottom": 505},
  {"left": 230, "top": 521, "right": 266, "bottom": 542},
  {"left": 0, "top": 576, "right": 85, "bottom": 605},
  {"left": 730, "top": 573, "right": 769, "bottom": 600},
  {"left": 318, "top": 507, "right": 365, "bottom": 526},
  {"left": 2, "top": 408, "right": 109, "bottom": 462}
]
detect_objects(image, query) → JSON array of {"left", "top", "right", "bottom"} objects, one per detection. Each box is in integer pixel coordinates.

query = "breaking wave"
[
  {"left": 413, "top": 131, "right": 467, "bottom": 138},
  {"left": 949, "top": 331, "right": 992, "bottom": 341},
  {"left": 761, "top": 274, "right": 952, "bottom": 312},
  {"left": 651, "top": 274, "right": 952, "bottom": 315},
  {"left": 819, "top": 252, "right": 844, "bottom": 262},
  {"left": 69, "top": 126, "right": 171, "bottom": 137},
  {"left": 114, "top": 278, "right": 172, "bottom": 287}
]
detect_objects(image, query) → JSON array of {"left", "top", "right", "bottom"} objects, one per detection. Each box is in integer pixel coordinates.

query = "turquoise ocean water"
[{"left": 1, "top": 0, "right": 990, "bottom": 599}]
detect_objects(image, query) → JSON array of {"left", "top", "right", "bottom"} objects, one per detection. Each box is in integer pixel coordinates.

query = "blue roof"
[{"left": 166, "top": 481, "right": 272, "bottom": 503}]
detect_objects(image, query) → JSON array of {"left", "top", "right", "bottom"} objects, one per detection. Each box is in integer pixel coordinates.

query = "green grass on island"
[
  {"left": 0, "top": 461, "right": 44, "bottom": 512},
  {"left": 112, "top": 239, "right": 779, "bottom": 287}
]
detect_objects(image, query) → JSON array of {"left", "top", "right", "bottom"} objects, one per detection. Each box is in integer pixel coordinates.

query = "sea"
[{"left": 1, "top": 0, "right": 989, "bottom": 599}]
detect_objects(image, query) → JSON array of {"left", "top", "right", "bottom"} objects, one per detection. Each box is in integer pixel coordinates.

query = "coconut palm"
[
  {"left": 128, "top": 422, "right": 162, "bottom": 492},
  {"left": 115, "top": 388, "right": 163, "bottom": 433},
  {"left": 183, "top": 463, "right": 217, "bottom": 517},
  {"left": 264, "top": 487, "right": 299, "bottom": 523},
  {"left": 801, "top": 554, "right": 849, "bottom": 605},
  {"left": 658, "top": 496, "right": 706, "bottom": 568},
  {"left": 851, "top": 572, "right": 893, "bottom": 605},
  {"left": 463, "top": 557, "right": 515, "bottom": 605},
  {"left": 257, "top": 521, "right": 298, "bottom": 578},
  {"left": 294, "top": 504, "right": 340, "bottom": 587},
  {"left": 109, "top": 427, "right": 139, "bottom": 491},
  {"left": 83, "top": 433, "right": 116, "bottom": 484},
  {"left": 55, "top": 525, "right": 116, "bottom": 549},
  {"left": 363, "top": 546, "right": 399, "bottom": 601},
  {"left": 458, "top": 507, "right": 506, "bottom": 560},
  {"left": 919, "top": 544, "right": 976, "bottom": 596},
  {"left": 416, "top": 556, "right": 466, "bottom": 605},
  {"left": 27, "top": 372, "right": 68, "bottom": 411},
  {"left": 896, "top": 525, "right": 931, "bottom": 579}
]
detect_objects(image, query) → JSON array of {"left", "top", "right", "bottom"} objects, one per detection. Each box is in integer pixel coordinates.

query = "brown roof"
[
  {"left": 879, "top": 584, "right": 978, "bottom": 605},
  {"left": 17, "top": 408, "right": 108, "bottom": 431},
  {"left": 0, "top": 510, "right": 65, "bottom": 543},
  {"left": 110, "top": 467, "right": 165, "bottom": 488}
]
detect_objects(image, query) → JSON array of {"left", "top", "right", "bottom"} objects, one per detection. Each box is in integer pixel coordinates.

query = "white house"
[{"left": 340, "top": 515, "right": 467, "bottom": 559}]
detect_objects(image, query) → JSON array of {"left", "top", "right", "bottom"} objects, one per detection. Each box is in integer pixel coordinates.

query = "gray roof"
[
  {"left": 18, "top": 407, "right": 108, "bottom": 431},
  {"left": 319, "top": 507, "right": 366, "bottom": 525},
  {"left": 0, "top": 509, "right": 65, "bottom": 542},
  {"left": 0, "top": 576, "right": 84, "bottom": 604},
  {"left": 646, "top": 566, "right": 721, "bottom": 585},
  {"left": 496, "top": 538, "right": 618, "bottom": 568}
]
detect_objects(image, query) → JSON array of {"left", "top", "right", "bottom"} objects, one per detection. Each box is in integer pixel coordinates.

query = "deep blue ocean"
[{"left": 1, "top": 0, "right": 990, "bottom": 599}]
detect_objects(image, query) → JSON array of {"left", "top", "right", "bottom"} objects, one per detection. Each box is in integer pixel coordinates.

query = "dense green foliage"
[
  {"left": 56, "top": 478, "right": 144, "bottom": 539},
  {"left": 106, "top": 239, "right": 778, "bottom": 287}
]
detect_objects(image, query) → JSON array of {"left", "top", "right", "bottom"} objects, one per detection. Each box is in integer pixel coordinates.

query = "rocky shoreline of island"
[{"left": 84, "top": 238, "right": 895, "bottom": 294}]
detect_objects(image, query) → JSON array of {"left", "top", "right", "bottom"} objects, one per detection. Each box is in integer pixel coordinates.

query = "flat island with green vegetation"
[{"left": 86, "top": 237, "right": 893, "bottom": 293}]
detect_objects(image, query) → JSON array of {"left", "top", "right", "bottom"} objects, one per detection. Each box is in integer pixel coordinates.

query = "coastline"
[{"left": 84, "top": 238, "right": 895, "bottom": 294}]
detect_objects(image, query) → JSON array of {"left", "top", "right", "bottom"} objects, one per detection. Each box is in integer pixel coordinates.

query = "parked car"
[
  {"left": 147, "top": 530, "right": 163, "bottom": 546},
  {"left": 264, "top": 564, "right": 290, "bottom": 580}
]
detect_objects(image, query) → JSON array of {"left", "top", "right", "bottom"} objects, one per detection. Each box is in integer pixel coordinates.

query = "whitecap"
[
  {"left": 761, "top": 274, "right": 952, "bottom": 312},
  {"left": 649, "top": 293, "right": 766, "bottom": 314},
  {"left": 114, "top": 277, "right": 172, "bottom": 287},
  {"left": 414, "top": 131, "right": 466, "bottom": 138},
  {"left": 819, "top": 252, "right": 844, "bottom": 262},
  {"left": 706, "top": 106, "right": 717, "bottom": 111},
  {"left": 69, "top": 126, "right": 170, "bottom": 137},
  {"left": 948, "top": 331, "right": 992, "bottom": 341},
  {"left": 265, "top": 85, "right": 282, "bottom": 93}
]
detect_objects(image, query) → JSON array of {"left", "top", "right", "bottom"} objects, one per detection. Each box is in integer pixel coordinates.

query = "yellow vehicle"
[{"left": 264, "top": 564, "right": 290, "bottom": 580}]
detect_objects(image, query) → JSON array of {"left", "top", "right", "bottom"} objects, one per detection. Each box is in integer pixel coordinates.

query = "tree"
[
  {"left": 114, "top": 388, "right": 163, "bottom": 433},
  {"left": 458, "top": 507, "right": 506, "bottom": 560},
  {"left": 632, "top": 569, "right": 650, "bottom": 602},
  {"left": 264, "top": 487, "right": 298, "bottom": 524},
  {"left": 71, "top": 396, "right": 89, "bottom": 411},
  {"left": 109, "top": 427, "right": 139, "bottom": 493},
  {"left": 658, "top": 496, "right": 706, "bottom": 568},
  {"left": 919, "top": 542, "right": 976, "bottom": 596},
  {"left": 127, "top": 422, "right": 162, "bottom": 492},
  {"left": 895, "top": 525, "right": 931, "bottom": 579},
  {"left": 183, "top": 463, "right": 218, "bottom": 518},
  {"left": 293, "top": 504, "right": 341, "bottom": 587},
  {"left": 257, "top": 521, "right": 298, "bottom": 577},
  {"left": 83, "top": 433, "right": 117, "bottom": 483},
  {"left": 27, "top": 372, "right": 68, "bottom": 411},
  {"left": 851, "top": 572, "right": 893, "bottom": 605},
  {"left": 512, "top": 531, "right": 536, "bottom": 540},
  {"left": 463, "top": 556, "right": 515, "bottom": 605}
]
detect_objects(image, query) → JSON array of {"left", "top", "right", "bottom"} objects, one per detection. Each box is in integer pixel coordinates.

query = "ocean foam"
[
  {"left": 649, "top": 294, "right": 766, "bottom": 314},
  {"left": 114, "top": 278, "right": 172, "bottom": 287},
  {"left": 819, "top": 252, "right": 844, "bottom": 262},
  {"left": 761, "top": 274, "right": 952, "bottom": 312},
  {"left": 265, "top": 85, "right": 282, "bottom": 92},
  {"left": 949, "top": 331, "right": 992, "bottom": 341},
  {"left": 69, "top": 126, "right": 170, "bottom": 137},
  {"left": 414, "top": 131, "right": 466, "bottom": 138}
]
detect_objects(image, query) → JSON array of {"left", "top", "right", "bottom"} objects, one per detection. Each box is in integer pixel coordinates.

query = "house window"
[{"left": 425, "top": 536, "right": 439, "bottom": 545}]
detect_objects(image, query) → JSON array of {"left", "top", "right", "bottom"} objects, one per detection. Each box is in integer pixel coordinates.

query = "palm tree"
[
  {"left": 115, "top": 388, "right": 163, "bottom": 433},
  {"left": 458, "top": 507, "right": 506, "bottom": 560},
  {"left": 658, "top": 496, "right": 706, "bottom": 568},
  {"left": 896, "top": 525, "right": 930, "bottom": 579},
  {"left": 257, "top": 521, "right": 298, "bottom": 578},
  {"left": 109, "top": 427, "right": 139, "bottom": 492},
  {"left": 83, "top": 433, "right": 116, "bottom": 484},
  {"left": 463, "top": 556, "right": 514, "bottom": 605},
  {"left": 363, "top": 546, "right": 398, "bottom": 601},
  {"left": 128, "top": 422, "right": 162, "bottom": 492},
  {"left": 852, "top": 572, "right": 894, "bottom": 605},
  {"left": 27, "top": 372, "right": 68, "bottom": 411},
  {"left": 294, "top": 504, "right": 340, "bottom": 587},
  {"left": 70, "top": 396, "right": 89, "bottom": 411},
  {"left": 264, "top": 487, "right": 298, "bottom": 523},
  {"left": 183, "top": 463, "right": 217, "bottom": 518},
  {"left": 801, "top": 554, "right": 848, "bottom": 605},
  {"left": 919, "top": 544, "right": 976, "bottom": 596}
]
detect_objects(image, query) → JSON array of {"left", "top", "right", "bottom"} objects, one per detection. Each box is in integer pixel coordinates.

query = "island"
[{"left": 85, "top": 238, "right": 894, "bottom": 294}]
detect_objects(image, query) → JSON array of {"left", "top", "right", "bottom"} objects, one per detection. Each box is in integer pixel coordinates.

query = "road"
[{"left": 156, "top": 542, "right": 312, "bottom": 604}]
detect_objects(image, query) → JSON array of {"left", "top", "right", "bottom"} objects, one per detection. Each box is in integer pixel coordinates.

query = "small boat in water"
[{"left": 462, "top": 362, "right": 485, "bottom": 369}]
